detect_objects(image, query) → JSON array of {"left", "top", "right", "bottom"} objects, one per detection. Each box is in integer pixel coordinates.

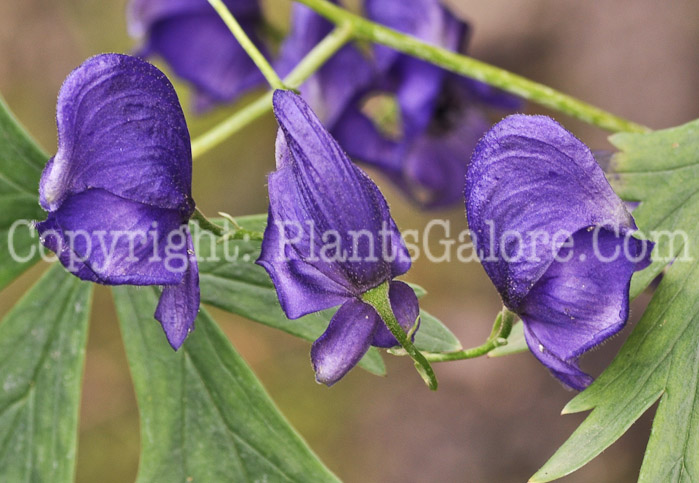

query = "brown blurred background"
[{"left": 0, "top": 0, "right": 697, "bottom": 481}]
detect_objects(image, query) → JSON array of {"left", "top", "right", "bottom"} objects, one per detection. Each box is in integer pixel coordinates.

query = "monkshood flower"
[
  {"left": 257, "top": 90, "right": 418, "bottom": 386},
  {"left": 276, "top": 0, "right": 375, "bottom": 128},
  {"left": 37, "top": 54, "right": 199, "bottom": 350},
  {"left": 128, "top": 0, "right": 265, "bottom": 111},
  {"left": 331, "top": 0, "right": 521, "bottom": 209},
  {"left": 465, "top": 115, "right": 653, "bottom": 390}
]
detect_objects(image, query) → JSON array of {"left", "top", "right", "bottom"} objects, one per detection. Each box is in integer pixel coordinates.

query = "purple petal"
[
  {"left": 523, "top": 325, "right": 592, "bottom": 391},
  {"left": 128, "top": 0, "right": 261, "bottom": 37},
  {"left": 401, "top": 106, "right": 490, "bottom": 208},
  {"left": 36, "top": 189, "right": 188, "bottom": 286},
  {"left": 332, "top": 104, "right": 405, "bottom": 173},
  {"left": 371, "top": 280, "right": 420, "bottom": 348},
  {"left": 466, "top": 115, "right": 637, "bottom": 310},
  {"left": 366, "top": 0, "right": 468, "bottom": 70},
  {"left": 276, "top": 3, "right": 334, "bottom": 76},
  {"left": 128, "top": 0, "right": 208, "bottom": 37},
  {"left": 155, "top": 230, "right": 200, "bottom": 349},
  {"left": 257, "top": 208, "right": 353, "bottom": 319},
  {"left": 365, "top": 0, "right": 467, "bottom": 134},
  {"left": 128, "top": 0, "right": 265, "bottom": 107},
  {"left": 311, "top": 299, "right": 379, "bottom": 385},
  {"left": 258, "top": 91, "right": 410, "bottom": 308},
  {"left": 40, "top": 54, "right": 193, "bottom": 217},
  {"left": 519, "top": 228, "right": 652, "bottom": 390},
  {"left": 391, "top": 57, "right": 446, "bottom": 136},
  {"left": 145, "top": 13, "right": 264, "bottom": 106},
  {"left": 334, "top": 97, "right": 490, "bottom": 209},
  {"left": 277, "top": 3, "right": 374, "bottom": 128}
]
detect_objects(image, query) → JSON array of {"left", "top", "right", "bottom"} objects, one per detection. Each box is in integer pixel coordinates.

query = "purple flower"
[
  {"left": 465, "top": 115, "right": 653, "bottom": 390},
  {"left": 330, "top": 0, "right": 521, "bottom": 209},
  {"left": 127, "top": 0, "right": 266, "bottom": 111},
  {"left": 37, "top": 54, "right": 199, "bottom": 350},
  {"left": 276, "top": 1, "right": 375, "bottom": 128},
  {"left": 257, "top": 90, "right": 418, "bottom": 385}
]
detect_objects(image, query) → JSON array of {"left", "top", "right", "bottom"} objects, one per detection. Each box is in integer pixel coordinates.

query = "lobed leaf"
[{"left": 533, "top": 119, "right": 699, "bottom": 482}]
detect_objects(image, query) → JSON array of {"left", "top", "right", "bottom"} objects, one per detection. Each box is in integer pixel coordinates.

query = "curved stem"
[
  {"left": 362, "top": 282, "right": 438, "bottom": 390},
  {"left": 192, "top": 208, "right": 226, "bottom": 237},
  {"left": 207, "top": 0, "right": 285, "bottom": 90},
  {"left": 191, "top": 208, "right": 264, "bottom": 241},
  {"left": 421, "top": 307, "right": 516, "bottom": 362},
  {"left": 294, "top": 0, "right": 650, "bottom": 134},
  {"left": 191, "top": 23, "right": 354, "bottom": 160}
]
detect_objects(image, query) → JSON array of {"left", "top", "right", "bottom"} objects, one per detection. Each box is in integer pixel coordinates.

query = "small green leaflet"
[
  {"left": 0, "top": 265, "right": 92, "bottom": 482},
  {"left": 532, "top": 119, "right": 699, "bottom": 482},
  {"left": 0, "top": 96, "right": 46, "bottom": 290},
  {"left": 113, "top": 286, "right": 339, "bottom": 483},
  {"left": 194, "top": 215, "right": 461, "bottom": 376}
]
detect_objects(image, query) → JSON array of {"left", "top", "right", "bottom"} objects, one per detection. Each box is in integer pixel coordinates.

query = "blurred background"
[{"left": 0, "top": 0, "right": 697, "bottom": 481}]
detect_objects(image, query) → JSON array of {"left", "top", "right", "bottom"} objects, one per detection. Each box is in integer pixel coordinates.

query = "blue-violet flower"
[
  {"left": 37, "top": 54, "right": 199, "bottom": 350},
  {"left": 276, "top": 0, "right": 375, "bottom": 128},
  {"left": 128, "top": 0, "right": 266, "bottom": 111},
  {"left": 465, "top": 115, "right": 653, "bottom": 390},
  {"left": 257, "top": 90, "right": 418, "bottom": 385},
  {"left": 331, "top": 0, "right": 521, "bottom": 208}
]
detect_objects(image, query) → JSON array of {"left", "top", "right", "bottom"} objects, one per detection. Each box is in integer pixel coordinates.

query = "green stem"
[
  {"left": 362, "top": 282, "right": 438, "bottom": 390},
  {"left": 191, "top": 93, "right": 272, "bottom": 159},
  {"left": 207, "top": 0, "right": 285, "bottom": 90},
  {"left": 284, "top": 21, "right": 354, "bottom": 87},
  {"left": 191, "top": 22, "right": 354, "bottom": 160},
  {"left": 192, "top": 208, "right": 226, "bottom": 237},
  {"left": 294, "top": 0, "right": 650, "bottom": 134},
  {"left": 422, "top": 307, "right": 516, "bottom": 362},
  {"left": 191, "top": 208, "right": 264, "bottom": 241}
]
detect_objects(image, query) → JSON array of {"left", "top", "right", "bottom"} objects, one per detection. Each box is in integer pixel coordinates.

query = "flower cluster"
[{"left": 34, "top": 2, "right": 653, "bottom": 389}]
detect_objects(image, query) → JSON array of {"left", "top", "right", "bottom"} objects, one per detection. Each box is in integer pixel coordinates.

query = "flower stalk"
[
  {"left": 362, "top": 282, "right": 438, "bottom": 390},
  {"left": 206, "top": 0, "right": 285, "bottom": 90},
  {"left": 293, "top": 0, "right": 650, "bottom": 134},
  {"left": 191, "top": 22, "right": 354, "bottom": 159},
  {"left": 192, "top": 208, "right": 264, "bottom": 241},
  {"left": 419, "top": 307, "right": 515, "bottom": 363}
]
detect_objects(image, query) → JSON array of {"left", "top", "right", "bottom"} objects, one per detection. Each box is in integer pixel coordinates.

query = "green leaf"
[
  {"left": 532, "top": 120, "right": 699, "bottom": 482},
  {"left": 113, "top": 286, "right": 339, "bottom": 483},
  {"left": 0, "top": 95, "right": 47, "bottom": 290},
  {"left": 414, "top": 309, "right": 462, "bottom": 353},
  {"left": 609, "top": 118, "right": 699, "bottom": 298},
  {"left": 487, "top": 320, "right": 528, "bottom": 357},
  {"left": 0, "top": 265, "right": 93, "bottom": 482}
]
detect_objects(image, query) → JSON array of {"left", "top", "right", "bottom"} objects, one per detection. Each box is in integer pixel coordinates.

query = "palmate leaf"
[
  {"left": 113, "top": 285, "right": 339, "bottom": 483},
  {"left": 0, "top": 265, "right": 92, "bottom": 482},
  {"left": 532, "top": 119, "right": 699, "bottom": 482},
  {"left": 0, "top": 96, "right": 47, "bottom": 290},
  {"left": 194, "top": 215, "right": 461, "bottom": 377}
]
